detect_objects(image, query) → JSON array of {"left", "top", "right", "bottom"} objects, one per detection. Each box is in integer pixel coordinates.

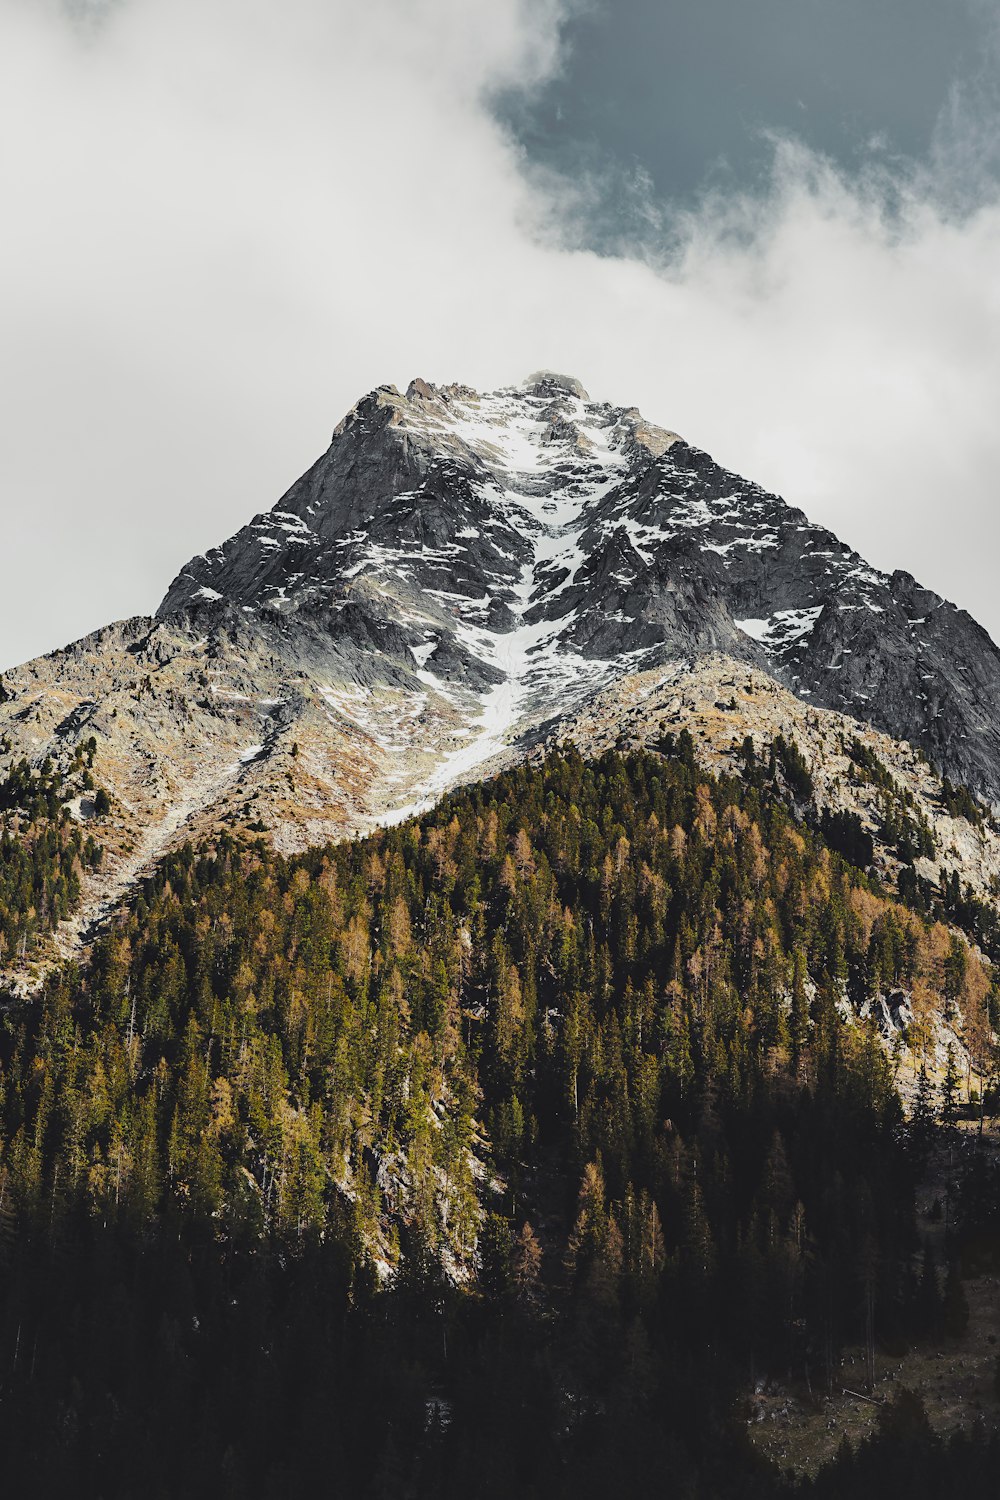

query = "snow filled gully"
[{"left": 381, "top": 418, "right": 629, "bottom": 826}]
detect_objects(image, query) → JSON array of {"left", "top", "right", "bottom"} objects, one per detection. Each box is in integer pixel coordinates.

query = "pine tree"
[
  {"left": 909, "top": 1065, "right": 938, "bottom": 1164},
  {"left": 942, "top": 1044, "right": 961, "bottom": 1122},
  {"left": 512, "top": 1221, "right": 543, "bottom": 1310},
  {"left": 789, "top": 948, "right": 810, "bottom": 1070}
]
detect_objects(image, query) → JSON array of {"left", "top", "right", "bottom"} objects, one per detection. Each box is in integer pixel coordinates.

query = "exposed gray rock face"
[{"left": 158, "top": 375, "right": 1000, "bottom": 801}]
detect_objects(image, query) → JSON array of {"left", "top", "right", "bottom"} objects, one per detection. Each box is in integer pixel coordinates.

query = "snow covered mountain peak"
[
  {"left": 519, "top": 370, "right": 591, "bottom": 400},
  {"left": 150, "top": 375, "right": 1000, "bottom": 810},
  {"left": 371, "top": 372, "right": 676, "bottom": 490},
  {"left": 157, "top": 374, "right": 677, "bottom": 645}
]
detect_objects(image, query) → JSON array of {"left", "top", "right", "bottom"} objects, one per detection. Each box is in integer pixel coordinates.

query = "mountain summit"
[{"left": 160, "top": 374, "right": 1000, "bottom": 802}]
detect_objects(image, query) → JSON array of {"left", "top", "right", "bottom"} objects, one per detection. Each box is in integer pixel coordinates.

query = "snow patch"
[{"left": 735, "top": 607, "right": 823, "bottom": 651}]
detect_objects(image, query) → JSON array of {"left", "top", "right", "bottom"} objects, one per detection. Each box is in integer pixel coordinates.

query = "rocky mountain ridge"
[
  {"left": 2, "top": 372, "right": 1000, "bottom": 988},
  {"left": 159, "top": 371, "right": 1000, "bottom": 805}
]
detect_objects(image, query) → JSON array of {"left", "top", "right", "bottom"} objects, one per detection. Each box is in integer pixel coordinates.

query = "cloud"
[
  {"left": 2, "top": 0, "right": 1000, "bottom": 670},
  {"left": 930, "top": 1, "right": 1000, "bottom": 208}
]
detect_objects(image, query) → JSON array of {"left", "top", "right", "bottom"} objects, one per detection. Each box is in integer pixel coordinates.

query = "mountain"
[
  {"left": 2, "top": 372, "right": 1000, "bottom": 970},
  {"left": 158, "top": 371, "right": 1000, "bottom": 803},
  {"left": 3, "top": 375, "right": 1000, "bottom": 1496}
]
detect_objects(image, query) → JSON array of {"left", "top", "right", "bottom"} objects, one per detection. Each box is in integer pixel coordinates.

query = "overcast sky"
[{"left": 2, "top": 0, "right": 1000, "bottom": 669}]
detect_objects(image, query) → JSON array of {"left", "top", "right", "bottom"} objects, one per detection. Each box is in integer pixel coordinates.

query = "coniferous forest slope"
[
  {"left": 0, "top": 741, "right": 105, "bottom": 962},
  {"left": 2, "top": 742, "right": 999, "bottom": 1497}
]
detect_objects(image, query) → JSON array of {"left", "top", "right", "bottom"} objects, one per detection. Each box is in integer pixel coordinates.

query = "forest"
[
  {"left": 0, "top": 742, "right": 104, "bottom": 960},
  {"left": 0, "top": 737, "right": 997, "bottom": 1496}
]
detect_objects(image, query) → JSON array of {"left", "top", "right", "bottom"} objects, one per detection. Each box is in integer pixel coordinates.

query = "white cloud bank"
[{"left": 2, "top": 0, "right": 1000, "bottom": 669}]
